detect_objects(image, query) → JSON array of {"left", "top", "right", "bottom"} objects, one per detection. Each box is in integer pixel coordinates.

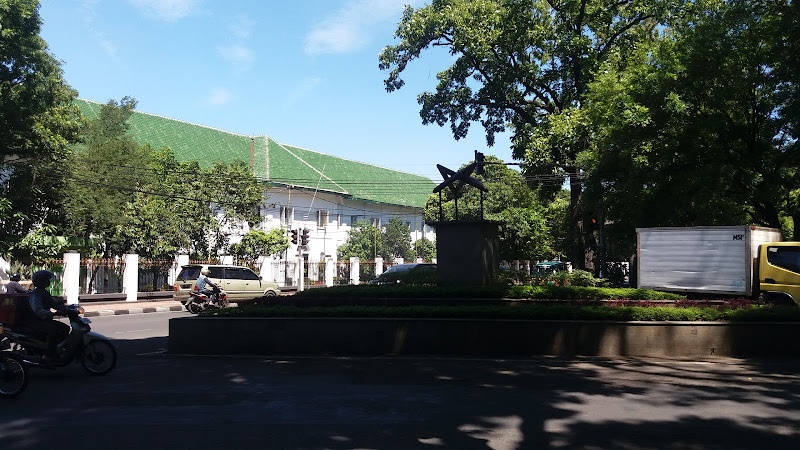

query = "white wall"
[{"left": 224, "top": 186, "right": 435, "bottom": 261}]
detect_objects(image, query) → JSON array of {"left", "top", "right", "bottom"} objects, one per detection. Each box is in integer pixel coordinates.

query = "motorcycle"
[
  {"left": 184, "top": 286, "right": 229, "bottom": 314},
  {"left": 0, "top": 348, "right": 28, "bottom": 398},
  {"left": 0, "top": 304, "right": 117, "bottom": 376}
]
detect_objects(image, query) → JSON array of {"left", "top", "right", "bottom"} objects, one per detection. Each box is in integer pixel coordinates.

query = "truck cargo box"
[{"left": 636, "top": 226, "right": 783, "bottom": 296}]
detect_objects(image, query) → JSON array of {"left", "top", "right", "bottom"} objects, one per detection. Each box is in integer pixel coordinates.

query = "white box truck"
[{"left": 636, "top": 226, "right": 800, "bottom": 305}]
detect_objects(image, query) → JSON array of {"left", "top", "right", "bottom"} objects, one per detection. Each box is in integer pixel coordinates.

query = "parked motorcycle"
[
  {"left": 0, "top": 349, "right": 28, "bottom": 398},
  {"left": 184, "top": 286, "right": 229, "bottom": 314},
  {"left": 0, "top": 304, "right": 117, "bottom": 376}
]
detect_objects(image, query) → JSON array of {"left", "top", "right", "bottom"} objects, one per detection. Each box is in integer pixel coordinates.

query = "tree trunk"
[{"left": 568, "top": 168, "right": 586, "bottom": 270}]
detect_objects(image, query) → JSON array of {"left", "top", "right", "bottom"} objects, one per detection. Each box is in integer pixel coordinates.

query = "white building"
[{"left": 77, "top": 99, "right": 436, "bottom": 261}]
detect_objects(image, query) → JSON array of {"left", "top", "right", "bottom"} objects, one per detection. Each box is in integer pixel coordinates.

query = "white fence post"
[
  {"left": 297, "top": 256, "right": 305, "bottom": 292},
  {"left": 393, "top": 257, "right": 404, "bottom": 266},
  {"left": 375, "top": 256, "right": 384, "bottom": 277},
  {"left": 325, "top": 256, "right": 334, "bottom": 287},
  {"left": 259, "top": 255, "right": 274, "bottom": 282},
  {"left": 221, "top": 254, "right": 234, "bottom": 265},
  {"left": 123, "top": 252, "right": 139, "bottom": 302},
  {"left": 350, "top": 257, "right": 360, "bottom": 285},
  {"left": 63, "top": 251, "right": 80, "bottom": 305}
]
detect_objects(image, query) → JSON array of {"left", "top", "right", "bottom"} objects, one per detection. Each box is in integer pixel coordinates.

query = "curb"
[{"left": 84, "top": 305, "right": 185, "bottom": 317}]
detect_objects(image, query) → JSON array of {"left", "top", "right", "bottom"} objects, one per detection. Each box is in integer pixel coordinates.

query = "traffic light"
[
  {"left": 290, "top": 229, "right": 298, "bottom": 245},
  {"left": 300, "top": 228, "right": 310, "bottom": 246}
]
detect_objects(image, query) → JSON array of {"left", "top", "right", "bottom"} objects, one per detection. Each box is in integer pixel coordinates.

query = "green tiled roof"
[{"left": 76, "top": 99, "right": 434, "bottom": 208}]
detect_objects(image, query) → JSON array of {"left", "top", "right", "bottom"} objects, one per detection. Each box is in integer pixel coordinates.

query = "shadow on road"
[{"left": 3, "top": 336, "right": 800, "bottom": 449}]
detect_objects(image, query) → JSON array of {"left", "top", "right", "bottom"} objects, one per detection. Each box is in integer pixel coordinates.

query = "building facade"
[{"left": 76, "top": 99, "right": 436, "bottom": 261}]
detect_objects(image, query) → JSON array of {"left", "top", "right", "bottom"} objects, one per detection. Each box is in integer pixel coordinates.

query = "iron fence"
[
  {"left": 138, "top": 259, "right": 174, "bottom": 292},
  {"left": 80, "top": 258, "right": 124, "bottom": 294}
]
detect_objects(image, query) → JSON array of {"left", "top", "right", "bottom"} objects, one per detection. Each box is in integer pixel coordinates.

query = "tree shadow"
[{"left": 2, "top": 339, "right": 800, "bottom": 449}]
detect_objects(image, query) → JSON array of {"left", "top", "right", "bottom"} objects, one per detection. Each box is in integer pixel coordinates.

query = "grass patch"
[{"left": 293, "top": 284, "right": 685, "bottom": 301}]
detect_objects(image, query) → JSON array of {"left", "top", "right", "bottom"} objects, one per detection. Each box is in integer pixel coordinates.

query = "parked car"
[
  {"left": 535, "top": 261, "right": 568, "bottom": 274},
  {"left": 369, "top": 263, "right": 437, "bottom": 285},
  {"left": 173, "top": 264, "right": 280, "bottom": 304}
]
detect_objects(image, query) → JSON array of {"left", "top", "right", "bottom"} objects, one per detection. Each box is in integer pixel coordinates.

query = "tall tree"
[
  {"left": 583, "top": 0, "right": 797, "bottom": 256},
  {"left": 205, "top": 160, "right": 265, "bottom": 255},
  {"left": 0, "top": 0, "right": 83, "bottom": 256},
  {"left": 64, "top": 97, "right": 147, "bottom": 254},
  {"left": 111, "top": 146, "right": 211, "bottom": 258},
  {"left": 337, "top": 220, "right": 386, "bottom": 260},
  {"left": 382, "top": 216, "right": 413, "bottom": 260},
  {"left": 380, "top": 0, "right": 683, "bottom": 268}
]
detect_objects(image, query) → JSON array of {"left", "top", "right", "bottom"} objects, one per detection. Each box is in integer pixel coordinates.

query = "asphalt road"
[{"left": 2, "top": 312, "right": 800, "bottom": 449}]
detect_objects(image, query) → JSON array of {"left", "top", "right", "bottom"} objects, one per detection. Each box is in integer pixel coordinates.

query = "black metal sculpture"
[{"left": 433, "top": 162, "right": 488, "bottom": 221}]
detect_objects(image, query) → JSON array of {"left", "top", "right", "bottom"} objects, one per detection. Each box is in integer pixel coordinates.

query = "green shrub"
[
  {"left": 567, "top": 270, "right": 598, "bottom": 287},
  {"left": 203, "top": 304, "right": 800, "bottom": 322}
]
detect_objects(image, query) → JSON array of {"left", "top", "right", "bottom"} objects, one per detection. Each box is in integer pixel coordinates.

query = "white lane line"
[
  {"left": 114, "top": 329, "right": 153, "bottom": 334},
  {"left": 137, "top": 349, "right": 168, "bottom": 356}
]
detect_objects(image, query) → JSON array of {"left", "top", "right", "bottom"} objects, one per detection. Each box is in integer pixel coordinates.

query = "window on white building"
[
  {"left": 317, "top": 210, "right": 329, "bottom": 229},
  {"left": 280, "top": 206, "right": 294, "bottom": 225}
]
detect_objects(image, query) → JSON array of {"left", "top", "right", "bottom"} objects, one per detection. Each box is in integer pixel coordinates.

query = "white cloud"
[
  {"left": 227, "top": 13, "right": 254, "bottom": 40},
  {"left": 284, "top": 78, "right": 323, "bottom": 109},
  {"left": 305, "top": 0, "right": 413, "bottom": 55},
  {"left": 217, "top": 44, "right": 256, "bottom": 68},
  {"left": 206, "top": 88, "right": 232, "bottom": 106},
  {"left": 79, "top": 0, "right": 121, "bottom": 62},
  {"left": 128, "top": 0, "right": 199, "bottom": 22}
]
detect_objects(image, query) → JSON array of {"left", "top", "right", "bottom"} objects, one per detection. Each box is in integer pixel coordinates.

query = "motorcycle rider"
[
  {"left": 196, "top": 268, "right": 219, "bottom": 304},
  {"left": 22, "top": 270, "right": 70, "bottom": 363},
  {"left": 5, "top": 273, "right": 31, "bottom": 294}
]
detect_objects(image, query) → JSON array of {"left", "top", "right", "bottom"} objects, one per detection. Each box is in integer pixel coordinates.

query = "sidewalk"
[{"left": 79, "top": 298, "right": 186, "bottom": 317}]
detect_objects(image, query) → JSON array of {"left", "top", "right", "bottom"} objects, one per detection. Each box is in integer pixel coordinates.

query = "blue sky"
[{"left": 38, "top": 0, "right": 515, "bottom": 182}]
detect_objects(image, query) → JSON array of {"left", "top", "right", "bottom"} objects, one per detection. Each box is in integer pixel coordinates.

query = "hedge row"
[
  {"left": 292, "top": 285, "right": 685, "bottom": 301},
  {"left": 204, "top": 304, "right": 800, "bottom": 322}
]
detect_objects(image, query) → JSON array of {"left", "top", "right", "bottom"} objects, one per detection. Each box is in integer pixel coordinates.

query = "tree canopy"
[
  {"left": 337, "top": 220, "right": 386, "bottom": 261},
  {"left": 382, "top": 216, "right": 413, "bottom": 260},
  {"left": 230, "top": 229, "right": 290, "bottom": 268},
  {"left": 582, "top": 0, "right": 799, "bottom": 258},
  {"left": 380, "top": 0, "right": 685, "bottom": 268},
  {"left": 0, "top": 0, "right": 83, "bottom": 255}
]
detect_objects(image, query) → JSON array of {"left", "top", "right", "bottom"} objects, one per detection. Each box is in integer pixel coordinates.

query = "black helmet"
[
  {"left": 32, "top": 270, "right": 55, "bottom": 288},
  {"left": 10, "top": 273, "right": 21, "bottom": 282}
]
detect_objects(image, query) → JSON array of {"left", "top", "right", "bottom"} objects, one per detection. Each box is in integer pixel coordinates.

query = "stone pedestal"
[{"left": 433, "top": 220, "right": 501, "bottom": 286}]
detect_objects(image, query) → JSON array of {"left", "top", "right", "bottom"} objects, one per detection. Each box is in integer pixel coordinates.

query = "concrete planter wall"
[{"left": 168, "top": 317, "right": 800, "bottom": 358}]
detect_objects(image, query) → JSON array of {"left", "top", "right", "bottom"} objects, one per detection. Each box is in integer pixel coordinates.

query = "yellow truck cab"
[{"left": 759, "top": 242, "right": 800, "bottom": 306}]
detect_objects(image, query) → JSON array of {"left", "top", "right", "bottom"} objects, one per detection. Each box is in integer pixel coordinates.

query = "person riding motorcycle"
[
  {"left": 5, "top": 273, "right": 31, "bottom": 294},
  {"left": 21, "top": 270, "right": 70, "bottom": 363},
  {"left": 196, "top": 268, "right": 219, "bottom": 304}
]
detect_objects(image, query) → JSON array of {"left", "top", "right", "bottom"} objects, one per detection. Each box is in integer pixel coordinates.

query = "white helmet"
[{"left": 201, "top": 268, "right": 210, "bottom": 275}]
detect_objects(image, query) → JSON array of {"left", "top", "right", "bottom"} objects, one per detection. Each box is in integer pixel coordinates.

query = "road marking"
[
  {"left": 114, "top": 329, "right": 153, "bottom": 334},
  {"left": 137, "top": 349, "right": 168, "bottom": 356}
]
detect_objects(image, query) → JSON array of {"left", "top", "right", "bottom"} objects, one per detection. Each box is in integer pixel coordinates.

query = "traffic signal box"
[
  {"left": 290, "top": 229, "right": 298, "bottom": 245},
  {"left": 300, "top": 228, "right": 310, "bottom": 246}
]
